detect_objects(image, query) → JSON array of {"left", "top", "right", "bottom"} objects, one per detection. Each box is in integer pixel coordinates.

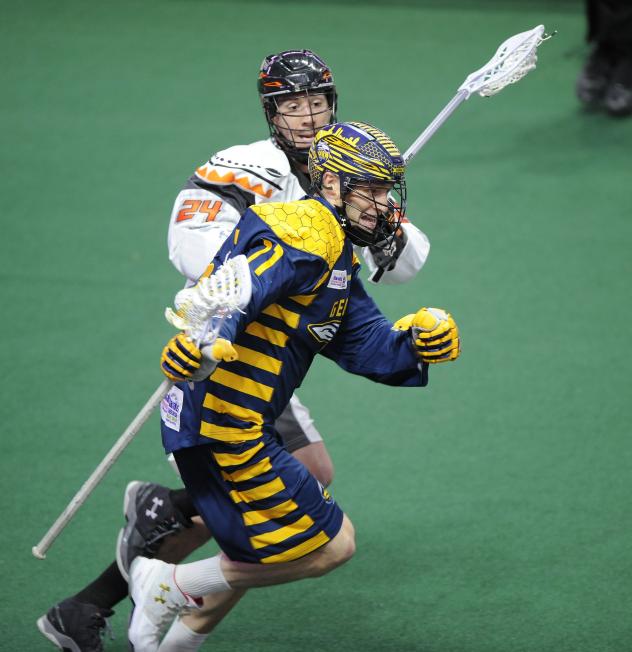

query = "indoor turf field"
[{"left": 2, "top": 1, "right": 632, "bottom": 650}]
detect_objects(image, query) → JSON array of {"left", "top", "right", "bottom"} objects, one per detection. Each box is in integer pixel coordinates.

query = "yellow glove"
[
  {"left": 161, "top": 334, "right": 238, "bottom": 382},
  {"left": 406, "top": 307, "right": 460, "bottom": 363},
  {"left": 392, "top": 313, "right": 415, "bottom": 331}
]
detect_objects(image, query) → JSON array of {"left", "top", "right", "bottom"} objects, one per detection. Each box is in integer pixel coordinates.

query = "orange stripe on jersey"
[{"left": 195, "top": 164, "right": 274, "bottom": 199}]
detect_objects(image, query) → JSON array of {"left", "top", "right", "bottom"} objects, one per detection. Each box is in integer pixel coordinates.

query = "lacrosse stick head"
[
  {"left": 165, "top": 254, "right": 252, "bottom": 343},
  {"left": 459, "top": 25, "right": 549, "bottom": 98}
]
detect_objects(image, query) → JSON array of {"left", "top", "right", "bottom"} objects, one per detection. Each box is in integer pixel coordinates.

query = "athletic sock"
[
  {"left": 158, "top": 617, "right": 209, "bottom": 652},
  {"left": 73, "top": 561, "right": 128, "bottom": 609},
  {"left": 174, "top": 555, "right": 231, "bottom": 597},
  {"left": 169, "top": 488, "right": 198, "bottom": 520}
]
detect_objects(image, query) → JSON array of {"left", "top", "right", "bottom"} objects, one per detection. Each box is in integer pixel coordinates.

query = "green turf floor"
[{"left": 2, "top": 1, "right": 632, "bottom": 650}]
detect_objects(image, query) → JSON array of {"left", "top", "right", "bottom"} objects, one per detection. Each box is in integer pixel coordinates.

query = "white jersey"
[{"left": 168, "top": 137, "right": 429, "bottom": 285}]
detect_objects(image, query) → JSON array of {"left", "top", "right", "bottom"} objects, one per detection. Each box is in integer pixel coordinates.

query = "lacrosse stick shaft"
[
  {"left": 368, "top": 90, "right": 468, "bottom": 284},
  {"left": 32, "top": 378, "right": 173, "bottom": 559},
  {"left": 403, "top": 89, "right": 468, "bottom": 164},
  {"left": 370, "top": 27, "right": 548, "bottom": 282}
]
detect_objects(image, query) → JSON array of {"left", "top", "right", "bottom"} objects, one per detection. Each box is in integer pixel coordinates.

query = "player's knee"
[{"left": 312, "top": 516, "right": 355, "bottom": 576}]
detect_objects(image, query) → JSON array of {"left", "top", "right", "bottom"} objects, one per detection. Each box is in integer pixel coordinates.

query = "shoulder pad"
[
  {"left": 251, "top": 199, "right": 345, "bottom": 269},
  {"left": 212, "top": 139, "right": 291, "bottom": 177},
  {"left": 194, "top": 139, "right": 291, "bottom": 200}
]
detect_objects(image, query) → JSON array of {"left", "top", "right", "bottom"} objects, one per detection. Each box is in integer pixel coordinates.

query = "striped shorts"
[{"left": 173, "top": 429, "right": 343, "bottom": 564}]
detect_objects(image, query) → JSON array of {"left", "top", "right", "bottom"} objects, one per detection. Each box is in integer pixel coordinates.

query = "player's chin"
[{"left": 293, "top": 138, "right": 314, "bottom": 149}]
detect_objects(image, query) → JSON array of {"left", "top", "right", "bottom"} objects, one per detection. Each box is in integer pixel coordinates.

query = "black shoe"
[
  {"left": 116, "top": 481, "right": 191, "bottom": 581},
  {"left": 36, "top": 598, "right": 113, "bottom": 652},
  {"left": 604, "top": 57, "right": 632, "bottom": 117},
  {"left": 576, "top": 46, "right": 615, "bottom": 106}
]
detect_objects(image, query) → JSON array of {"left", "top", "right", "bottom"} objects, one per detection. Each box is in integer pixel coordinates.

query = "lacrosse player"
[
  {"left": 577, "top": 0, "right": 632, "bottom": 115},
  {"left": 38, "top": 51, "right": 430, "bottom": 652},
  {"left": 128, "top": 121, "right": 460, "bottom": 651}
]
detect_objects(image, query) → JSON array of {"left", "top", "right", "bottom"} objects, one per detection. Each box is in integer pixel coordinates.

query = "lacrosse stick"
[
  {"left": 369, "top": 24, "right": 553, "bottom": 283},
  {"left": 32, "top": 254, "right": 252, "bottom": 559}
]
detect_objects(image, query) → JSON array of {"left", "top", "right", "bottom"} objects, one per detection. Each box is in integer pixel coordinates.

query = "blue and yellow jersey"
[
  {"left": 162, "top": 195, "right": 423, "bottom": 455},
  {"left": 161, "top": 195, "right": 424, "bottom": 563}
]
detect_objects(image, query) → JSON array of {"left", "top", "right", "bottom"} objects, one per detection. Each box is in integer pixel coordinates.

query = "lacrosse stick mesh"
[
  {"left": 165, "top": 254, "right": 252, "bottom": 343},
  {"left": 459, "top": 25, "right": 549, "bottom": 98}
]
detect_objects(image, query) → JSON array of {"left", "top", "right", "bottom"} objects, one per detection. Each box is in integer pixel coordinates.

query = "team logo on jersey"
[
  {"left": 317, "top": 481, "right": 334, "bottom": 504},
  {"left": 327, "top": 269, "right": 348, "bottom": 290},
  {"left": 308, "top": 320, "right": 340, "bottom": 344}
]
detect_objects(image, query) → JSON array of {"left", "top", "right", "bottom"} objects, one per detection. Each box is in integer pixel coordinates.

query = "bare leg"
[
  {"left": 180, "top": 589, "right": 247, "bottom": 635},
  {"left": 175, "top": 515, "right": 354, "bottom": 638},
  {"left": 292, "top": 441, "right": 334, "bottom": 487}
]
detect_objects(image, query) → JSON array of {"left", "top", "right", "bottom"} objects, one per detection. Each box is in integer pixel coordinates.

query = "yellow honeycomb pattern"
[{"left": 251, "top": 199, "right": 345, "bottom": 270}]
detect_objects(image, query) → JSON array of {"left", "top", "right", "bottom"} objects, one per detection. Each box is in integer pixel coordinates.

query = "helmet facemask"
[
  {"left": 308, "top": 121, "right": 407, "bottom": 246},
  {"left": 258, "top": 50, "right": 337, "bottom": 165},
  {"left": 338, "top": 176, "right": 407, "bottom": 247},
  {"left": 264, "top": 90, "right": 337, "bottom": 165}
]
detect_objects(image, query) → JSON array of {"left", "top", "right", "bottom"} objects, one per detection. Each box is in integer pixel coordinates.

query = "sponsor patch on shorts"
[
  {"left": 327, "top": 269, "right": 347, "bottom": 290},
  {"left": 161, "top": 386, "right": 184, "bottom": 432}
]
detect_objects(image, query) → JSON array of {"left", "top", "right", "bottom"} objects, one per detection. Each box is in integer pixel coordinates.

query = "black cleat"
[
  {"left": 36, "top": 598, "right": 113, "bottom": 652},
  {"left": 604, "top": 57, "right": 632, "bottom": 117},
  {"left": 576, "top": 46, "right": 614, "bottom": 106},
  {"left": 116, "top": 481, "right": 191, "bottom": 582}
]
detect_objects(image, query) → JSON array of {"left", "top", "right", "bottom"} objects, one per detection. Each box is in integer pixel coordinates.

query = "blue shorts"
[{"left": 173, "top": 432, "right": 344, "bottom": 564}]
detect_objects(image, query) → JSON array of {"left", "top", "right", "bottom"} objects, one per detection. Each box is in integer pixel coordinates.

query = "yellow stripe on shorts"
[
  {"left": 260, "top": 530, "right": 331, "bottom": 564},
  {"left": 229, "top": 477, "right": 285, "bottom": 504},
  {"left": 200, "top": 422, "right": 263, "bottom": 442},
  {"left": 212, "top": 442, "right": 264, "bottom": 468},
  {"left": 221, "top": 456, "right": 272, "bottom": 483},
  {"left": 249, "top": 515, "right": 315, "bottom": 550},
  {"left": 241, "top": 499, "right": 299, "bottom": 526}
]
